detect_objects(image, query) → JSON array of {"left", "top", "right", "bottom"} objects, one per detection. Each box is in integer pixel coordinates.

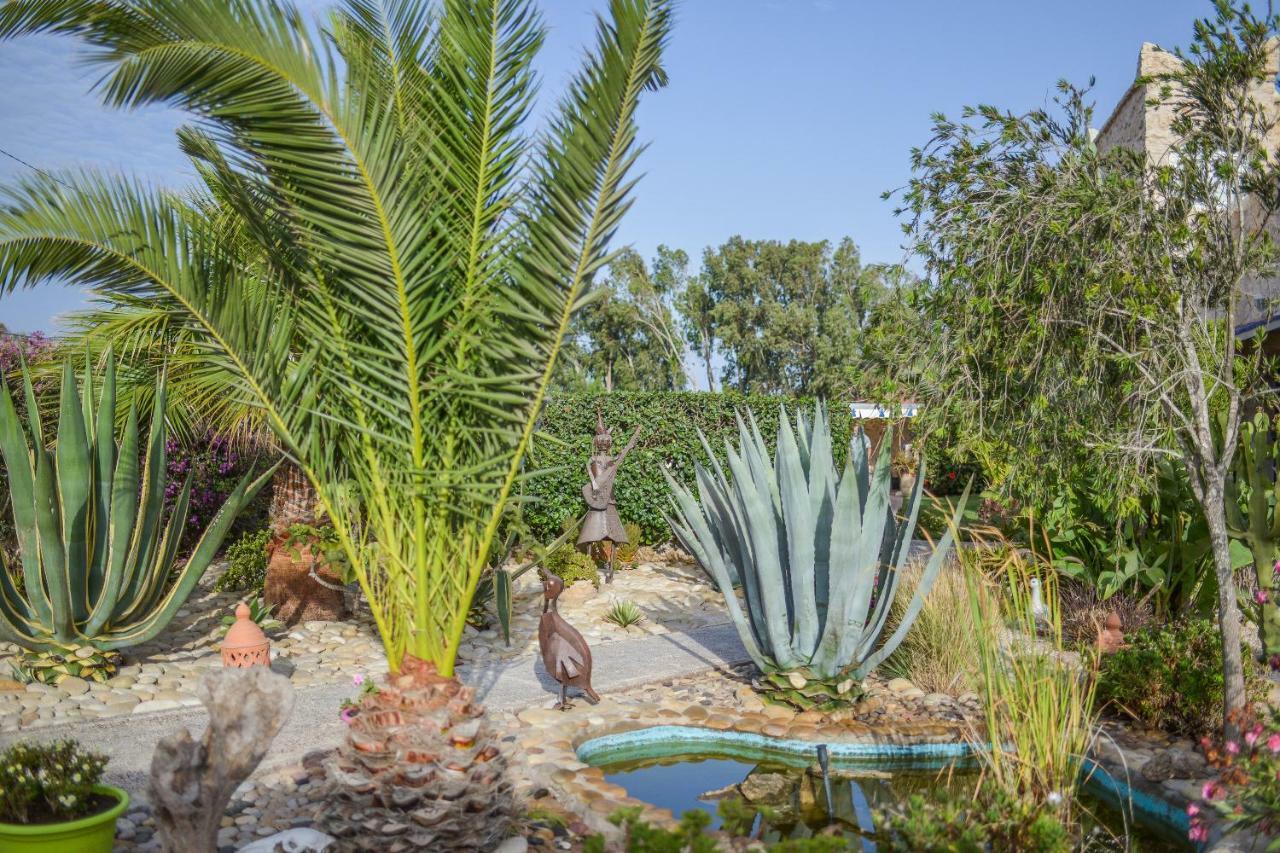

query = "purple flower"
[{"left": 339, "top": 708, "right": 356, "bottom": 725}]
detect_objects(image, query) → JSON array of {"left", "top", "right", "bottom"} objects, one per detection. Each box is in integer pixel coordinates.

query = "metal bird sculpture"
[{"left": 538, "top": 572, "right": 600, "bottom": 710}]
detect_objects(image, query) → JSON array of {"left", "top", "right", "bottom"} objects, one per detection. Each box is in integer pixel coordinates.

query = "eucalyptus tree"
[
  {"left": 0, "top": 4, "right": 672, "bottom": 840},
  {"left": 896, "top": 2, "right": 1280, "bottom": 733}
]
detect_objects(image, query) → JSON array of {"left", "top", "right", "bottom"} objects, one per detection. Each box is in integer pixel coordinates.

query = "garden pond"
[{"left": 579, "top": 726, "right": 1192, "bottom": 850}]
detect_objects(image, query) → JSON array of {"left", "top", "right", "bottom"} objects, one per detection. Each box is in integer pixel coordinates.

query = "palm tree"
[{"left": 0, "top": 0, "right": 673, "bottom": 846}]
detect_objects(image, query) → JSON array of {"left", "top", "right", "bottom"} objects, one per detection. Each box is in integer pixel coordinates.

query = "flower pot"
[{"left": 0, "top": 784, "right": 129, "bottom": 853}]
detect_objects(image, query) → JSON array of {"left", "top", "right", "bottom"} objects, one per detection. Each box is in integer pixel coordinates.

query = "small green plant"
[
  {"left": 1096, "top": 618, "right": 1265, "bottom": 738},
  {"left": 221, "top": 597, "right": 283, "bottom": 634},
  {"left": 16, "top": 645, "right": 123, "bottom": 685},
  {"left": 214, "top": 527, "right": 271, "bottom": 593},
  {"left": 544, "top": 546, "right": 599, "bottom": 588},
  {"left": 614, "top": 522, "right": 642, "bottom": 564},
  {"left": 0, "top": 739, "right": 108, "bottom": 824},
  {"left": 874, "top": 786, "right": 1071, "bottom": 852},
  {"left": 604, "top": 599, "right": 644, "bottom": 630},
  {"left": 338, "top": 673, "right": 380, "bottom": 725},
  {"left": 282, "top": 523, "right": 355, "bottom": 584}
]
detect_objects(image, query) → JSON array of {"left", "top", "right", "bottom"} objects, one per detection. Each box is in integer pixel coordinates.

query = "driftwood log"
[{"left": 149, "top": 668, "right": 295, "bottom": 853}]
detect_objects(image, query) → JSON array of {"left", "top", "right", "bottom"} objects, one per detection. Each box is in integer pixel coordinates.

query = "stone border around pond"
[{"left": 510, "top": 695, "right": 967, "bottom": 839}]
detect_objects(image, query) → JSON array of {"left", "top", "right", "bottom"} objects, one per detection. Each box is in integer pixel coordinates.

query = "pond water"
[{"left": 588, "top": 736, "right": 1191, "bottom": 851}]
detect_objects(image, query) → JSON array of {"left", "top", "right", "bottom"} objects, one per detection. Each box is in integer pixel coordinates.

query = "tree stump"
[
  {"left": 263, "top": 541, "right": 348, "bottom": 624},
  {"left": 149, "top": 668, "right": 295, "bottom": 853}
]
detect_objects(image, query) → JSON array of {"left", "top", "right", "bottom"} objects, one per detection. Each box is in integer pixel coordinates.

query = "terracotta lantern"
[{"left": 221, "top": 602, "right": 271, "bottom": 667}]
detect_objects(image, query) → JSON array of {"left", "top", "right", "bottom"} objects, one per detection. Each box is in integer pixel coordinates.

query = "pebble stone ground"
[{"left": 0, "top": 549, "right": 728, "bottom": 733}]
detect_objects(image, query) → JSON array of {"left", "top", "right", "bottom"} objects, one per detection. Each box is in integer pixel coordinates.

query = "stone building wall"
[{"left": 1096, "top": 40, "right": 1280, "bottom": 330}]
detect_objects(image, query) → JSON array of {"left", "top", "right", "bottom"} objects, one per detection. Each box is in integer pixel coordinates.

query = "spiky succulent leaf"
[
  {"left": 0, "top": 354, "right": 273, "bottom": 652},
  {"left": 666, "top": 403, "right": 968, "bottom": 694}
]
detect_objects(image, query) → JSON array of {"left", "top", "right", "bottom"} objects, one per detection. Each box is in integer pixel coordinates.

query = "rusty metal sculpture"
[
  {"left": 578, "top": 413, "right": 641, "bottom": 583},
  {"left": 538, "top": 572, "right": 600, "bottom": 710}
]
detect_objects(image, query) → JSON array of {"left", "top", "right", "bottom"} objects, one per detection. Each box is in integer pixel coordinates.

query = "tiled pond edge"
[{"left": 511, "top": 696, "right": 1236, "bottom": 848}]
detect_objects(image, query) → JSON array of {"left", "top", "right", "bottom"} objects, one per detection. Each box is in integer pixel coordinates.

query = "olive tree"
[{"left": 897, "top": 1, "right": 1280, "bottom": 733}]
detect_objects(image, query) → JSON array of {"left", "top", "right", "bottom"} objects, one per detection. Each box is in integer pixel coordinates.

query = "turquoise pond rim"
[{"left": 576, "top": 725, "right": 1190, "bottom": 836}]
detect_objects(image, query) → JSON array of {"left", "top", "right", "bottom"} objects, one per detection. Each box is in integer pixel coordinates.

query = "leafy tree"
[
  {"left": 560, "top": 246, "right": 689, "bottom": 391},
  {"left": 896, "top": 1, "right": 1280, "bottom": 733},
  {"left": 698, "top": 235, "right": 892, "bottom": 398},
  {"left": 676, "top": 268, "right": 718, "bottom": 390}
]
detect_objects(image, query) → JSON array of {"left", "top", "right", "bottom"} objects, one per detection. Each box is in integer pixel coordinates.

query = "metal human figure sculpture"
[
  {"left": 578, "top": 413, "right": 641, "bottom": 583},
  {"left": 537, "top": 572, "right": 600, "bottom": 710}
]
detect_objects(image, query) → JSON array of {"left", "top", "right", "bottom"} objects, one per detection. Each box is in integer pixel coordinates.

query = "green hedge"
[{"left": 522, "top": 392, "right": 856, "bottom": 544}]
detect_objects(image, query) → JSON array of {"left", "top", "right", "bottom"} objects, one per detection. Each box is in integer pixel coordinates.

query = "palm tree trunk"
[{"left": 268, "top": 460, "right": 317, "bottom": 536}]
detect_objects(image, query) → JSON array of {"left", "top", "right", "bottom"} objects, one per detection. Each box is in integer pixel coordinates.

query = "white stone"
[
  {"left": 133, "top": 699, "right": 185, "bottom": 714},
  {"left": 237, "top": 828, "right": 336, "bottom": 852}
]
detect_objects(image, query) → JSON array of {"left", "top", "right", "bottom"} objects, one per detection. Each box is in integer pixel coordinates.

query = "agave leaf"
[
  {"left": 88, "top": 352, "right": 117, "bottom": 602},
  {"left": 55, "top": 361, "right": 93, "bottom": 624},
  {"left": 775, "top": 410, "right": 818, "bottom": 657},
  {"left": 83, "top": 400, "right": 140, "bottom": 637},
  {"left": 0, "top": 374, "right": 49, "bottom": 624},
  {"left": 495, "top": 568, "right": 513, "bottom": 645}
]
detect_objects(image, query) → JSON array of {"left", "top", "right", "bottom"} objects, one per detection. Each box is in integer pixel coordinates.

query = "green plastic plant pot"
[{"left": 0, "top": 784, "right": 129, "bottom": 853}]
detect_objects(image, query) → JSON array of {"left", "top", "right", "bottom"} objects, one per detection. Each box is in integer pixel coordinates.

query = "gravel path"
[{"left": 0, "top": 620, "right": 750, "bottom": 796}]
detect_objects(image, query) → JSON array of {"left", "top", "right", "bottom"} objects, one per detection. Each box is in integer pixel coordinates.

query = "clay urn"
[{"left": 221, "top": 602, "right": 271, "bottom": 668}]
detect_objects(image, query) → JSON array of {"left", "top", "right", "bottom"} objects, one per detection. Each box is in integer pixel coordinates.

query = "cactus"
[
  {"left": 0, "top": 353, "right": 273, "bottom": 653},
  {"left": 665, "top": 404, "right": 968, "bottom": 710},
  {"left": 1224, "top": 411, "right": 1280, "bottom": 664}
]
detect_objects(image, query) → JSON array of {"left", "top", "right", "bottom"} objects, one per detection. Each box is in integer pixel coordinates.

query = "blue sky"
[{"left": 0, "top": 0, "right": 1209, "bottom": 334}]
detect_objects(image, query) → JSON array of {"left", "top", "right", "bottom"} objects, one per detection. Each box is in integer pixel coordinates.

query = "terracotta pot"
[{"left": 262, "top": 541, "right": 348, "bottom": 625}]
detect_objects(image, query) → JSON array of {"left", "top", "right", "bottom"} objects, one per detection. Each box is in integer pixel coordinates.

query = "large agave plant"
[
  {"left": 665, "top": 405, "right": 968, "bottom": 710},
  {"left": 0, "top": 354, "right": 273, "bottom": 654}
]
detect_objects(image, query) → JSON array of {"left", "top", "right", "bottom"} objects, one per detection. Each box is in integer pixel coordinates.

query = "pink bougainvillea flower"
[
  {"left": 1226, "top": 740, "right": 1240, "bottom": 755},
  {"left": 352, "top": 673, "right": 365, "bottom": 687},
  {"left": 1202, "top": 781, "right": 1221, "bottom": 800},
  {"left": 1246, "top": 728, "right": 1261, "bottom": 747},
  {"left": 1186, "top": 802, "right": 1200, "bottom": 817},
  {"left": 1255, "top": 588, "right": 1270, "bottom": 605},
  {"left": 1268, "top": 732, "right": 1280, "bottom": 753},
  {"left": 1189, "top": 824, "right": 1209, "bottom": 843}
]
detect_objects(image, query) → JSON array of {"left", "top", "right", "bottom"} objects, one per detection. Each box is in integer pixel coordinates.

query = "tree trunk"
[
  {"left": 1203, "top": 477, "right": 1248, "bottom": 739},
  {"left": 268, "top": 460, "right": 317, "bottom": 537},
  {"left": 702, "top": 338, "right": 715, "bottom": 392}
]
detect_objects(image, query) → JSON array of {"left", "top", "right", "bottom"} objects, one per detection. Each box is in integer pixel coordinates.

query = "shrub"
[
  {"left": 214, "top": 528, "right": 272, "bottom": 592},
  {"left": 1194, "top": 709, "right": 1280, "bottom": 844},
  {"left": 525, "top": 392, "right": 856, "bottom": 543},
  {"left": 544, "top": 546, "right": 599, "bottom": 588},
  {"left": 875, "top": 786, "right": 1071, "bottom": 852},
  {"left": 0, "top": 739, "right": 108, "bottom": 824},
  {"left": 1095, "top": 618, "right": 1265, "bottom": 737},
  {"left": 164, "top": 433, "right": 267, "bottom": 550},
  {"left": 614, "top": 522, "right": 642, "bottom": 564}
]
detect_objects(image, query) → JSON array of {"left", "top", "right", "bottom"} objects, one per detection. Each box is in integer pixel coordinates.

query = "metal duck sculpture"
[{"left": 537, "top": 572, "right": 600, "bottom": 710}]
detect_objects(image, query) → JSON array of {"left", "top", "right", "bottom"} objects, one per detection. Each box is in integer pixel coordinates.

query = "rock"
[
  {"left": 738, "top": 770, "right": 792, "bottom": 804},
  {"left": 149, "top": 668, "right": 295, "bottom": 853},
  {"left": 237, "top": 828, "right": 336, "bottom": 852},
  {"left": 1141, "top": 748, "right": 1204, "bottom": 783},
  {"left": 0, "top": 678, "right": 25, "bottom": 692},
  {"left": 885, "top": 678, "right": 916, "bottom": 694},
  {"left": 116, "top": 817, "right": 137, "bottom": 841},
  {"left": 492, "top": 837, "right": 529, "bottom": 853},
  {"left": 60, "top": 677, "right": 91, "bottom": 696},
  {"left": 133, "top": 699, "right": 185, "bottom": 715}
]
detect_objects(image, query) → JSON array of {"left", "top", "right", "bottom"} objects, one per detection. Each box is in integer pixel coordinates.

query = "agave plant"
[
  {"left": 665, "top": 405, "right": 968, "bottom": 710},
  {"left": 0, "top": 354, "right": 272, "bottom": 658}
]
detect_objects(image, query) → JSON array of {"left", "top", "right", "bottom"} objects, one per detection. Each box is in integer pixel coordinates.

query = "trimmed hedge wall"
[{"left": 523, "top": 392, "right": 857, "bottom": 544}]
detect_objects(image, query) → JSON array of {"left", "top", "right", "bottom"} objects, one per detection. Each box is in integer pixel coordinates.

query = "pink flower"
[
  {"left": 1274, "top": 559, "right": 1280, "bottom": 576},
  {"left": 1246, "top": 728, "right": 1261, "bottom": 747},
  {"left": 352, "top": 673, "right": 365, "bottom": 687},
  {"left": 1226, "top": 740, "right": 1240, "bottom": 755},
  {"left": 1269, "top": 733, "right": 1280, "bottom": 753},
  {"left": 1186, "top": 802, "right": 1200, "bottom": 817},
  {"left": 339, "top": 707, "right": 356, "bottom": 725},
  {"left": 1202, "top": 781, "right": 1221, "bottom": 800},
  {"left": 1189, "top": 824, "right": 1209, "bottom": 843},
  {"left": 1255, "top": 588, "right": 1270, "bottom": 605}
]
